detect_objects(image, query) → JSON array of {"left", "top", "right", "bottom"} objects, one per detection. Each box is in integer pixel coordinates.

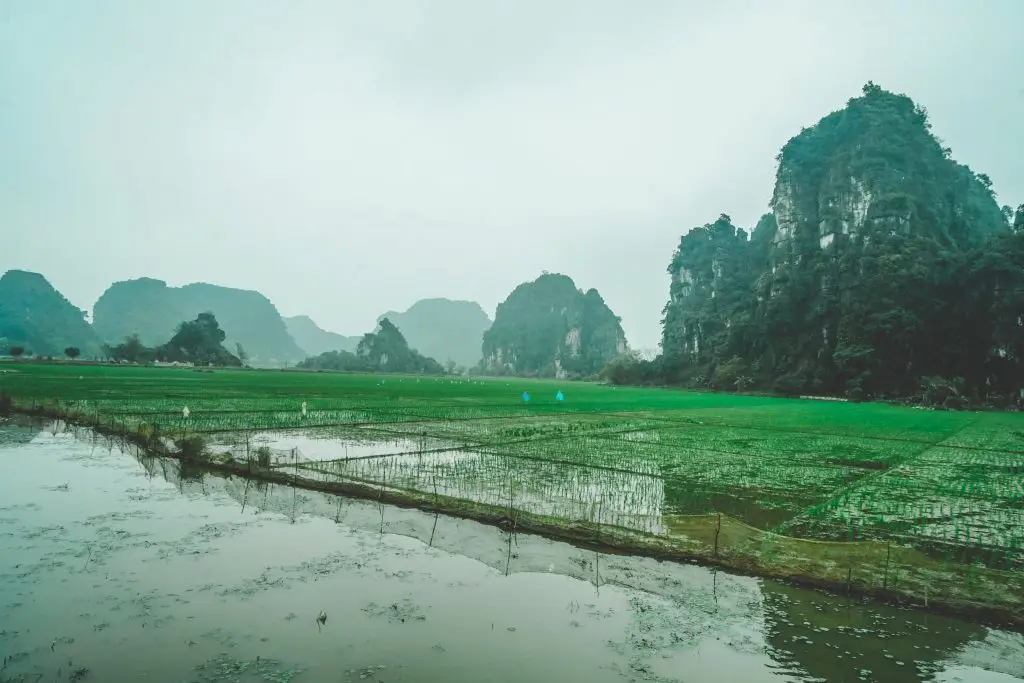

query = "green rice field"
[{"left": 3, "top": 362, "right": 1023, "bottom": 571}]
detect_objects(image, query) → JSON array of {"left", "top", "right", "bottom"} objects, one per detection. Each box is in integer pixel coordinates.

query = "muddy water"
[{"left": 0, "top": 421, "right": 1022, "bottom": 683}]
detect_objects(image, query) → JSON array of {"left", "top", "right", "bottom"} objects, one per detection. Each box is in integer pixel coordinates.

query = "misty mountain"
[
  {"left": 93, "top": 279, "right": 304, "bottom": 366},
  {"left": 376, "top": 298, "right": 492, "bottom": 369},
  {"left": 481, "top": 273, "right": 627, "bottom": 379},
  {"left": 284, "top": 315, "right": 361, "bottom": 357},
  {"left": 297, "top": 317, "right": 444, "bottom": 375},
  {"left": 0, "top": 270, "right": 102, "bottom": 358}
]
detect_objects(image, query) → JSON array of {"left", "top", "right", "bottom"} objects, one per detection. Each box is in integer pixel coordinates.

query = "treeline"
[
  {"left": 297, "top": 318, "right": 445, "bottom": 374},
  {"left": 105, "top": 312, "right": 242, "bottom": 367}
]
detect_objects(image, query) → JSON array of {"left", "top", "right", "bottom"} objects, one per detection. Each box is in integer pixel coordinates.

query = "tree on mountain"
[
  {"left": 357, "top": 318, "right": 412, "bottom": 370},
  {"left": 64, "top": 346, "right": 80, "bottom": 360},
  {"left": 299, "top": 317, "right": 444, "bottom": 374},
  {"left": 158, "top": 312, "right": 240, "bottom": 366}
]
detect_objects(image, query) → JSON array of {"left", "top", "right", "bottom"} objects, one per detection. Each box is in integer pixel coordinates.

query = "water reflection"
[
  {"left": 3, "top": 420, "right": 1021, "bottom": 683},
  {"left": 177, "top": 436, "right": 1023, "bottom": 682}
]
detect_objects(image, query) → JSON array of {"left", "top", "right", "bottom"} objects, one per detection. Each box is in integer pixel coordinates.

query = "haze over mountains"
[
  {"left": 376, "top": 299, "right": 492, "bottom": 369},
  {"left": 89, "top": 279, "right": 506, "bottom": 369},
  {"left": 0, "top": 271, "right": 521, "bottom": 371},
  {"left": 93, "top": 279, "right": 305, "bottom": 365},
  {"left": 0, "top": 268, "right": 624, "bottom": 377},
  {"left": 5, "top": 3, "right": 1020, "bottom": 354},
  {"left": 283, "top": 315, "right": 361, "bottom": 357},
  {"left": 3, "top": 83, "right": 1022, "bottom": 395}
]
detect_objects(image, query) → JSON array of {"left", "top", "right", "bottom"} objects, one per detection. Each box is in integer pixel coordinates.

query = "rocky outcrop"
[
  {"left": 660, "top": 83, "right": 1014, "bottom": 398},
  {"left": 482, "top": 273, "right": 626, "bottom": 378}
]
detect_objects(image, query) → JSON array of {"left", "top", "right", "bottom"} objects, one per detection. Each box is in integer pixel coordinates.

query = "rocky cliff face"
[
  {"left": 661, "top": 84, "right": 1015, "bottom": 398},
  {"left": 93, "top": 279, "right": 304, "bottom": 366},
  {"left": 482, "top": 273, "right": 626, "bottom": 378},
  {"left": 0, "top": 270, "right": 101, "bottom": 357}
]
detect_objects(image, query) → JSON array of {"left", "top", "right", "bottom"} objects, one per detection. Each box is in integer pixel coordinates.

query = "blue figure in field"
[
  {"left": 522, "top": 391, "right": 530, "bottom": 403},
  {"left": 555, "top": 390, "right": 564, "bottom": 402}
]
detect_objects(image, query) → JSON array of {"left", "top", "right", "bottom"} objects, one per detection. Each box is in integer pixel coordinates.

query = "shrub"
[
  {"left": 173, "top": 435, "right": 208, "bottom": 461},
  {"left": 255, "top": 446, "right": 272, "bottom": 468}
]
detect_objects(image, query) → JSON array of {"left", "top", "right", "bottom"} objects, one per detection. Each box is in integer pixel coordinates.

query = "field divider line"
[
  {"left": 38, "top": 397, "right": 1024, "bottom": 455},
  {"left": 771, "top": 416, "right": 987, "bottom": 535},
  {"left": 590, "top": 410, "right": 1024, "bottom": 456}
]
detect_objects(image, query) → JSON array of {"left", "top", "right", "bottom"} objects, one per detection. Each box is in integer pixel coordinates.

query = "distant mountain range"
[{"left": 0, "top": 270, "right": 500, "bottom": 371}]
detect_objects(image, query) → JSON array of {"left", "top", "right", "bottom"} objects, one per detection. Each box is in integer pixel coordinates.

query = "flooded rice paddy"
[{"left": 2, "top": 419, "right": 1023, "bottom": 683}]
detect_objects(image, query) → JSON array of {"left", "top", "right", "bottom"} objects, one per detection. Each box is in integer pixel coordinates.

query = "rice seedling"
[{"left": 3, "top": 362, "right": 1023, "bottom": 572}]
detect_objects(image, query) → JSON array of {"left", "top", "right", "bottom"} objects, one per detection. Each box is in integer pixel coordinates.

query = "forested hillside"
[
  {"left": 630, "top": 84, "right": 1022, "bottom": 405},
  {"left": 482, "top": 273, "right": 626, "bottom": 379}
]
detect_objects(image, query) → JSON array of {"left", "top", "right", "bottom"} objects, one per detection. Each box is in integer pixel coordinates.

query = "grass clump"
[
  {"left": 174, "top": 434, "right": 208, "bottom": 461},
  {"left": 255, "top": 446, "right": 272, "bottom": 468}
]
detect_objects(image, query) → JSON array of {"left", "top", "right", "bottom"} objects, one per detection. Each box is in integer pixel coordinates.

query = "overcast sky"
[{"left": 2, "top": 1, "right": 1022, "bottom": 349}]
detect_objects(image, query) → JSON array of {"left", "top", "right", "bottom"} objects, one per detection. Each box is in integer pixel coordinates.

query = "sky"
[{"left": 2, "top": 0, "right": 1022, "bottom": 350}]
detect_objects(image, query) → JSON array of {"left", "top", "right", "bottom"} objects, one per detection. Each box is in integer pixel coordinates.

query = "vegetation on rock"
[
  {"left": 105, "top": 312, "right": 241, "bottom": 366},
  {"left": 298, "top": 317, "right": 444, "bottom": 374},
  {"left": 617, "top": 84, "right": 1022, "bottom": 406},
  {"left": 377, "top": 298, "right": 492, "bottom": 370},
  {"left": 482, "top": 273, "right": 626, "bottom": 379},
  {"left": 0, "top": 270, "right": 101, "bottom": 357}
]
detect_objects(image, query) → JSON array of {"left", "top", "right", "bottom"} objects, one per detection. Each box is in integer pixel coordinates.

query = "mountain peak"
[
  {"left": 376, "top": 297, "right": 492, "bottom": 368},
  {"left": 0, "top": 270, "right": 99, "bottom": 356}
]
